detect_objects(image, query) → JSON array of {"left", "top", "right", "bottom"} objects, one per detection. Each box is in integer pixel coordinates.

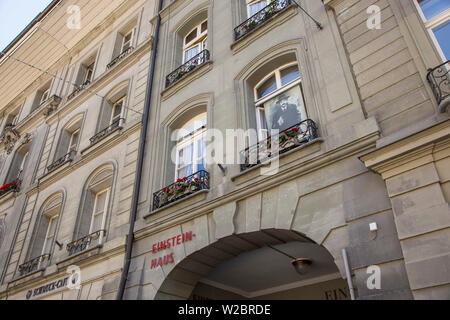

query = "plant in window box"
[{"left": 279, "top": 127, "right": 301, "bottom": 149}]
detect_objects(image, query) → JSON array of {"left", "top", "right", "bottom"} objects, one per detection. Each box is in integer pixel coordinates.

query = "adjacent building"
[{"left": 0, "top": 0, "right": 449, "bottom": 300}]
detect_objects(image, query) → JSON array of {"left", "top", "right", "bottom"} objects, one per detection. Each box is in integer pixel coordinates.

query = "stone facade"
[{"left": 0, "top": 0, "right": 449, "bottom": 300}]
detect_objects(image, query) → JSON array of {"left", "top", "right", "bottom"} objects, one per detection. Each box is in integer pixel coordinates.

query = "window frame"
[
  {"left": 89, "top": 188, "right": 110, "bottom": 245},
  {"left": 111, "top": 96, "right": 126, "bottom": 125},
  {"left": 121, "top": 28, "right": 136, "bottom": 53},
  {"left": 68, "top": 128, "right": 80, "bottom": 153},
  {"left": 174, "top": 114, "right": 207, "bottom": 181},
  {"left": 40, "top": 88, "right": 50, "bottom": 105},
  {"left": 41, "top": 214, "right": 59, "bottom": 256},
  {"left": 83, "top": 62, "right": 95, "bottom": 84},
  {"left": 414, "top": 0, "right": 450, "bottom": 61},
  {"left": 253, "top": 62, "right": 306, "bottom": 141},
  {"left": 182, "top": 20, "right": 208, "bottom": 63}
]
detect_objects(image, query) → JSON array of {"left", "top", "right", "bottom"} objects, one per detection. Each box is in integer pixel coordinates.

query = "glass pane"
[
  {"left": 92, "top": 213, "right": 103, "bottom": 232},
  {"left": 257, "top": 75, "right": 277, "bottom": 99},
  {"left": 95, "top": 191, "right": 107, "bottom": 214},
  {"left": 419, "top": 0, "right": 450, "bottom": 20},
  {"left": 197, "top": 137, "right": 206, "bottom": 159},
  {"left": 433, "top": 20, "right": 450, "bottom": 59},
  {"left": 113, "top": 101, "right": 123, "bottom": 118},
  {"left": 70, "top": 130, "right": 80, "bottom": 150},
  {"left": 280, "top": 65, "right": 301, "bottom": 86},
  {"left": 201, "top": 21, "right": 208, "bottom": 33},
  {"left": 184, "top": 46, "right": 199, "bottom": 62},
  {"left": 197, "top": 159, "right": 205, "bottom": 173},
  {"left": 178, "top": 164, "right": 193, "bottom": 179},
  {"left": 185, "top": 29, "right": 197, "bottom": 44},
  {"left": 48, "top": 217, "right": 57, "bottom": 236},
  {"left": 249, "top": 1, "right": 268, "bottom": 16}
]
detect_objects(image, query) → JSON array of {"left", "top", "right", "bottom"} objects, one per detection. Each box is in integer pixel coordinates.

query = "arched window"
[
  {"left": 28, "top": 195, "right": 62, "bottom": 259},
  {"left": 253, "top": 63, "right": 306, "bottom": 140},
  {"left": 174, "top": 113, "right": 207, "bottom": 180},
  {"left": 183, "top": 20, "right": 208, "bottom": 63},
  {"left": 53, "top": 115, "right": 83, "bottom": 165},
  {"left": 72, "top": 166, "right": 114, "bottom": 255},
  {"left": 5, "top": 143, "right": 30, "bottom": 184}
]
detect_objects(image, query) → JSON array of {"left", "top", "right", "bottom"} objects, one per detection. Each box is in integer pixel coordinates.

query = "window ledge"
[
  {"left": 161, "top": 60, "right": 213, "bottom": 101},
  {"left": 231, "top": 138, "right": 324, "bottom": 185},
  {"left": 81, "top": 126, "right": 123, "bottom": 156},
  {"left": 231, "top": 4, "right": 297, "bottom": 55},
  {"left": 145, "top": 189, "right": 209, "bottom": 219},
  {"left": 56, "top": 244, "right": 103, "bottom": 270},
  {"left": 0, "top": 190, "right": 19, "bottom": 204},
  {"left": 8, "top": 268, "right": 46, "bottom": 289}
]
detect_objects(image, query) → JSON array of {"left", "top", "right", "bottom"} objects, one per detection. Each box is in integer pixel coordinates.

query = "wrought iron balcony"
[
  {"left": 0, "top": 180, "right": 20, "bottom": 197},
  {"left": 427, "top": 60, "right": 450, "bottom": 113},
  {"left": 67, "top": 80, "right": 91, "bottom": 101},
  {"left": 107, "top": 46, "right": 134, "bottom": 69},
  {"left": 240, "top": 119, "right": 318, "bottom": 172},
  {"left": 18, "top": 254, "right": 51, "bottom": 277},
  {"left": 89, "top": 118, "right": 124, "bottom": 145},
  {"left": 166, "top": 49, "right": 210, "bottom": 88},
  {"left": 67, "top": 230, "right": 106, "bottom": 256},
  {"left": 47, "top": 150, "right": 76, "bottom": 173},
  {"left": 153, "top": 170, "right": 210, "bottom": 211},
  {"left": 234, "top": 0, "right": 292, "bottom": 41}
]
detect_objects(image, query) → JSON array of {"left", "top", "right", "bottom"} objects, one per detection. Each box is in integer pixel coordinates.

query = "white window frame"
[
  {"left": 111, "top": 96, "right": 126, "bottom": 126},
  {"left": 246, "top": 0, "right": 270, "bottom": 17},
  {"left": 183, "top": 20, "right": 208, "bottom": 63},
  {"left": 174, "top": 114, "right": 207, "bottom": 181},
  {"left": 414, "top": 0, "right": 450, "bottom": 61},
  {"left": 17, "top": 151, "right": 29, "bottom": 179},
  {"left": 83, "top": 62, "right": 95, "bottom": 84},
  {"left": 40, "top": 88, "right": 50, "bottom": 105},
  {"left": 253, "top": 63, "right": 305, "bottom": 141},
  {"left": 121, "top": 28, "right": 136, "bottom": 53},
  {"left": 41, "top": 214, "right": 58, "bottom": 256},
  {"left": 68, "top": 128, "right": 80, "bottom": 153},
  {"left": 89, "top": 188, "right": 110, "bottom": 245}
]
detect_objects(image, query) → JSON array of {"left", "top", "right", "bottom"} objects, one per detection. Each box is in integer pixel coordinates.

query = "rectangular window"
[
  {"left": 417, "top": 0, "right": 450, "bottom": 59},
  {"left": 247, "top": 0, "right": 269, "bottom": 17},
  {"left": 121, "top": 28, "right": 135, "bottom": 53},
  {"left": 89, "top": 189, "right": 110, "bottom": 245},
  {"left": 84, "top": 62, "right": 95, "bottom": 84},
  {"left": 42, "top": 215, "right": 58, "bottom": 255},
  {"left": 111, "top": 97, "right": 125, "bottom": 125},
  {"left": 69, "top": 129, "right": 80, "bottom": 152}
]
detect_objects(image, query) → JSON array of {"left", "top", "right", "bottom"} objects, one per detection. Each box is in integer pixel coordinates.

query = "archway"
[{"left": 154, "top": 229, "right": 349, "bottom": 300}]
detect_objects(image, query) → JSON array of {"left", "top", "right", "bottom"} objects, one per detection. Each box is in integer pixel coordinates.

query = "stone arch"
[{"left": 135, "top": 189, "right": 349, "bottom": 300}]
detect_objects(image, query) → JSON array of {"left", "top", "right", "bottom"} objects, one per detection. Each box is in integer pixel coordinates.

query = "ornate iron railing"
[
  {"left": 47, "top": 150, "right": 76, "bottom": 173},
  {"left": 234, "top": 0, "right": 292, "bottom": 41},
  {"left": 89, "top": 118, "right": 124, "bottom": 145},
  {"left": 166, "top": 49, "right": 210, "bottom": 88},
  {"left": 153, "top": 170, "right": 210, "bottom": 211},
  {"left": 67, "top": 80, "right": 91, "bottom": 101},
  {"left": 18, "top": 254, "right": 51, "bottom": 277},
  {"left": 67, "top": 230, "right": 106, "bottom": 256},
  {"left": 240, "top": 119, "right": 318, "bottom": 172},
  {"left": 0, "top": 180, "right": 20, "bottom": 197},
  {"left": 107, "top": 46, "right": 134, "bottom": 69},
  {"left": 427, "top": 60, "right": 450, "bottom": 109}
]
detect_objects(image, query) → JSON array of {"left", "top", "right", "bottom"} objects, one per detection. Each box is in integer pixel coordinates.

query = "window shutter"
[
  {"left": 29, "top": 216, "right": 49, "bottom": 259},
  {"left": 98, "top": 100, "right": 113, "bottom": 132},
  {"left": 113, "top": 32, "right": 125, "bottom": 59},
  {"left": 55, "top": 130, "right": 71, "bottom": 160},
  {"left": 77, "top": 190, "right": 95, "bottom": 239}
]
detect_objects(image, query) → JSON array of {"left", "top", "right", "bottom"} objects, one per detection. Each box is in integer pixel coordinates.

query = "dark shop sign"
[{"left": 26, "top": 277, "right": 69, "bottom": 300}]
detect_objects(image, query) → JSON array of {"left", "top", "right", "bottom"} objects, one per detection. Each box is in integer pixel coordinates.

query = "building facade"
[
  {"left": 0, "top": 0, "right": 449, "bottom": 300},
  {"left": 0, "top": 0, "right": 156, "bottom": 300}
]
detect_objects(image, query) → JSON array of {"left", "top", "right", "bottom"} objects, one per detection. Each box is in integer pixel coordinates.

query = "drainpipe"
[
  {"left": 116, "top": 0, "right": 164, "bottom": 300},
  {"left": 342, "top": 248, "right": 356, "bottom": 300}
]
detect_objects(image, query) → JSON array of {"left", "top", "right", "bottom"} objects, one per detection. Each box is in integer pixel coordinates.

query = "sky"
[{"left": 0, "top": 0, "right": 54, "bottom": 52}]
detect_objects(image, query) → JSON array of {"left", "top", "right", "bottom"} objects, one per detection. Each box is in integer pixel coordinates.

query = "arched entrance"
[{"left": 154, "top": 229, "right": 350, "bottom": 300}]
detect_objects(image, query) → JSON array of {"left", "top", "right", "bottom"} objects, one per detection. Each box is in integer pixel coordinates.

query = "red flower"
[
  {"left": 292, "top": 128, "right": 299, "bottom": 133},
  {"left": 194, "top": 178, "right": 199, "bottom": 182}
]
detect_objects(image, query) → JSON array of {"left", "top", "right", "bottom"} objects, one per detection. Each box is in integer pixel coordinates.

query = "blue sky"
[{"left": 0, "top": 0, "right": 54, "bottom": 52}]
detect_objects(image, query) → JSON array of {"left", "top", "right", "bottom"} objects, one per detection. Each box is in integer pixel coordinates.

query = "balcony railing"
[
  {"left": 89, "top": 118, "right": 124, "bottom": 145},
  {"left": 427, "top": 60, "right": 450, "bottom": 111},
  {"left": 107, "top": 46, "right": 134, "bottom": 69},
  {"left": 67, "top": 80, "right": 91, "bottom": 101},
  {"left": 0, "top": 180, "right": 20, "bottom": 198},
  {"left": 47, "top": 150, "right": 76, "bottom": 173},
  {"left": 240, "top": 119, "right": 318, "bottom": 172},
  {"left": 166, "top": 49, "right": 210, "bottom": 88},
  {"left": 234, "top": 0, "right": 292, "bottom": 41},
  {"left": 67, "top": 230, "right": 106, "bottom": 256},
  {"left": 18, "top": 254, "right": 51, "bottom": 277},
  {"left": 153, "top": 170, "right": 210, "bottom": 211}
]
